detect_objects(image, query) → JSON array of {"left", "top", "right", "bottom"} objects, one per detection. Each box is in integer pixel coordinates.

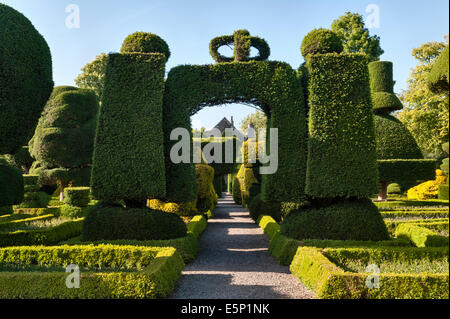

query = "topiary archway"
[{"left": 162, "top": 31, "right": 307, "bottom": 204}]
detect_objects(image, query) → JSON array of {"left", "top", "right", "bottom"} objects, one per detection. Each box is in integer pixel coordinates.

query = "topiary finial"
[
  {"left": 209, "top": 30, "right": 270, "bottom": 63},
  {"left": 368, "top": 61, "right": 403, "bottom": 114},
  {"left": 121, "top": 32, "right": 170, "bottom": 61},
  {"left": 301, "top": 28, "right": 343, "bottom": 58}
]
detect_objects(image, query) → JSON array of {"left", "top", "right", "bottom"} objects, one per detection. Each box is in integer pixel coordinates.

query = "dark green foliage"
[
  {"left": 3, "top": 146, "right": 33, "bottom": 173},
  {"left": 368, "top": 62, "right": 403, "bottom": 113},
  {"left": 63, "top": 187, "right": 90, "bottom": 207},
  {"left": 91, "top": 53, "right": 166, "bottom": 202},
  {"left": 232, "top": 176, "right": 242, "bottom": 205},
  {"left": 213, "top": 176, "right": 223, "bottom": 197},
  {"left": 428, "top": 45, "right": 449, "bottom": 93},
  {"left": 249, "top": 194, "right": 281, "bottom": 222},
  {"left": 378, "top": 159, "right": 436, "bottom": 183},
  {"left": 15, "top": 174, "right": 50, "bottom": 208},
  {"left": 375, "top": 114, "right": 423, "bottom": 159},
  {"left": 368, "top": 61, "right": 395, "bottom": 93},
  {"left": 163, "top": 61, "right": 307, "bottom": 203},
  {"left": 0, "top": 4, "right": 53, "bottom": 155},
  {"left": 440, "top": 142, "right": 449, "bottom": 175},
  {"left": 121, "top": 32, "right": 170, "bottom": 61},
  {"left": 301, "top": 28, "right": 343, "bottom": 58},
  {"left": 305, "top": 53, "right": 378, "bottom": 198},
  {"left": 0, "top": 159, "right": 24, "bottom": 207},
  {"left": 280, "top": 198, "right": 389, "bottom": 241},
  {"left": 82, "top": 206, "right": 187, "bottom": 241},
  {"left": 209, "top": 30, "right": 270, "bottom": 63},
  {"left": 59, "top": 204, "right": 88, "bottom": 218},
  {"left": 28, "top": 86, "right": 98, "bottom": 194}
]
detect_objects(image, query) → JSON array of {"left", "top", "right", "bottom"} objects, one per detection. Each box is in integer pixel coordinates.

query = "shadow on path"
[{"left": 170, "top": 194, "right": 315, "bottom": 299}]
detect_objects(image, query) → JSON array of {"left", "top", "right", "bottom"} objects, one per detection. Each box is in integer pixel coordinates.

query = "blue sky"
[{"left": 3, "top": 0, "right": 448, "bottom": 130}]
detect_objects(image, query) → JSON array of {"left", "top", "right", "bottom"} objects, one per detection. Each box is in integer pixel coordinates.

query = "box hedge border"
[
  {"left": 0, "top": 246, "right": 184, "bottom": 298},
  {"left": 290, "top": 246, "right": 449, "bottom": 299}
]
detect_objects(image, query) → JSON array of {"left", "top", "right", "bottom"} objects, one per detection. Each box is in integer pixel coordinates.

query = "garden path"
[{"left": 170, "top": 194, "right": 315, "bottom": 299}]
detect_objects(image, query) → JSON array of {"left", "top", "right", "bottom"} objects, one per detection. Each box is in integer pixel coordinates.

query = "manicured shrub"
[
  {"left": 280, "top": 198, "right": 389, "bottom": 241},
  {"left": 235, "top": 164, "right": 260, "bottom": 207},
  {"left": 0, "top": 159, "right": 24, "bottom": 207},
  {"left": 195, "top": 164, "right": 218, "bottom": 214},
  {"left": 213, "top": 176, "right": 223, "bottom": 198},
  {"left": 121, "top": 32, "right": 171, "bottom": 61},
  {"left": 301, "top": 28, "right": 343, "bottom": 58},
  {"left": 249, "top": 194, "right": 281, "bottom": 222},
  {"left": 163, "top": 61, "right": 307, "bottom": 203},
  {"left": 14, "top": 174, "right": 51, "bottom": 208},
  {"left": 269, "top": 232, "right": 300, "bottom": 266},
  {"left": 209, "top": 29, "right": 270, "bottom": 63},
  {"left": 368, "top": 61, "right": 395, "bottom": 94},
  {"left": 90, "top": 53, "right": 166, "bottom": 203},
  {"left": 147, "top": 199, "right": 198, "bottom": 217},
  {"left": 395, "top": 224, "right": 449, "bottom": 247},
  {"left": 438, "top": 184, "right": 449, "bottom": 200},
  {"left": 63, "top": 187, "right": 90, "bottom": 207},
  {"left": 59, "top": 205, "right": 88, "bottom": 218},
  {"left": 29, "top": 86, "right": 99, "bottom": 200},
  {"left": 305, "top": 53, "right": 378, "bottom": 198},
  {"left": 387, "top": 183, "right": 402, "bottom": 194},
  {"left": 3, "top": 146, "right": 34, "bottom": 173},
  {"left": 407, "top": 171, "right": 448, "bottom": 200},
  {"left": 232, "top": 176, "right": 242, "bottom": 205},
  {"left": 257, "top": 215, "right": 281, "bottom": 240},
  {"left": 0, "top": 3, "right": 53, "bottom": 155},
  {"left": 82, "top": 206, "right": 187, "bottom": 241}
]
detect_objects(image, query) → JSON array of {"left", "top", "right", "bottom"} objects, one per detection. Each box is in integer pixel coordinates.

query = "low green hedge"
[
  {"left": 394, "top": 223, "right": 449, "bottom": 247},
  {"left": 0, "top": 214, "right": 55, "bottom": 231},
  {"left": 0, "top": 218, "right": 83, "bottom": 247},
  {"left": 290, "top": 246, "right": 449, "bottom": 299},
  {"left": 380, "top": 210, "right": 449, "bottom": 219},
  {"left": 374, "top": 199, "right": 449, "bottom": 209},
  {"left": 0, "top": 246, "right": 184, "bottom": 298},
  {"left": 60, "top": 215, "right": 208, "bottom": 263},
  {"left": 13, "top": 207, "right": 61, "bottom": 216},
  {"left": 257, "top": 215, "right": 280, "bottom": 240},
  {"left": 268, "top": 232, "right": 299, "bottom": 266},
  {"left": 439, "top": 184, "right": 449, "bottom": 200},
  {"left": 63, "top": 187, "right": 91, "bottom": 207}
]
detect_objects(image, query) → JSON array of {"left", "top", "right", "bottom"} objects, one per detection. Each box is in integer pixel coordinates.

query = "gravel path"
[{"left": 170, "top": 194, "right": 315, "bottom": 299}]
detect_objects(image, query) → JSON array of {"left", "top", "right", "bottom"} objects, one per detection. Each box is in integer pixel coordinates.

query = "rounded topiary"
[
  {"left": 301, "top": 28, "right": 343, "bottom": 58},
  {"left": 3, "top": 146, "right": 34, "bottom": 173},
  {"left": 280, "top": 198, "right": 389, "bottom": 241},
  {"left": 249, "top": 194, "right": 281, "bottom": 222},
  {"left": 232, "top": 176, "right": 242, "bottom": 205},
  {"left": 375, "top": 114, "right": 423, "bottom": 159},
  {"left": 387, "top": 183, "right": 402, "bottom": 194},
  {"left": 14, "top": 174, "right": 50, "bottom": 208},
  {"left": 0, "top": 159, "right": 24, "bottom": 207},
  {"left": 0, "top": 3, "right": 53, "bottom": 155},
  {"left": 195, "top": 164, "right": 218, "bottom": 213},
  {"left": 63, "top": 187, "right": 91, "bottom": 207},
  {"left": 121, "top": 32, "right": 170, "bottom": 61},
  {"left": 368, "top": 61, "right": 403, "bottom": 113},
  {"left": 81, "top": 205, "right": 187, "bottom": 241}
]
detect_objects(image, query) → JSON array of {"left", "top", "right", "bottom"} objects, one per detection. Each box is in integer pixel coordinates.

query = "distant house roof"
[{"left": 204, "top": 117, "right": 244, "bottom": 139}]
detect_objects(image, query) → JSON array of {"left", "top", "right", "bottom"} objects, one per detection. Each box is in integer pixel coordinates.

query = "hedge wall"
[
  {"left": 305, "top": 53, "right": 378, "bottom": 198},
  {"left": 91, "top": 53, "right": 166, "bottom": 202},
  {"left": 377, "top": 159, "right": 436, "bottom": 183},
  {"left": 163, "top": 61, "right": 307, "bottom": 203},
  {"left": 0, "top": 159, "right": 24, "bottom": 207},
  {"left": 0, "top": 4, "right": 53, "bottom": 155}
]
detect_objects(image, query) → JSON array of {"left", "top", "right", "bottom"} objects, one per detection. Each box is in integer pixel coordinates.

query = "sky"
[{"left": 2, "top": 0, "right": 448, "bottom": 130}]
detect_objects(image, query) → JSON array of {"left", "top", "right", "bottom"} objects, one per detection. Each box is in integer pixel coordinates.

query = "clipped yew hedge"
[
  {"left": 91, "top": 53, "right": 167, "bottom": 202},
  {"left": 163, "top": 61, "right": 307, "bottom": 203},
  {"left": 305, "top": 53, "right": 378, "bottom": 198}
]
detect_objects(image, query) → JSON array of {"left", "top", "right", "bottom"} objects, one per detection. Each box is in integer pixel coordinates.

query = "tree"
[
  {"left": 331, "top": 12, "right": 384, "bottom": 62},
  {"left": 397, "top": 37, "right": 449, "bottom": 158},
  {"left": 29, "top": 86, "right": 99, "bottom": 200},
  {"left": 74, "top": 53, "right": 108, "bottom": 101},
  {"left": 239, "top": 111, "right": 267, "bottom": 136}
]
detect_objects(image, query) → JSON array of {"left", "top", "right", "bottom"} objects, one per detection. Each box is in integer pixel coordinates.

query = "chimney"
[{"left": 230, "top": 116, "right": 234, "bottom": 127}]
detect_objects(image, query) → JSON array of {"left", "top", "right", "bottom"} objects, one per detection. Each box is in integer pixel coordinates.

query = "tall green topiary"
[
  {"left": 369, "top": 61, "right": 436, "bottom": 200},
  {"left": 305, "top": 53, "right": 378, "bottom": 198},
  {"left": 281, "top": 43, "right": 388, "bottom": 241},
  {"left": 0, "top": 4, "right": 53, "bottom": 155},
  {"left": 0, "top": 4, "right": 53, "bottom": 208},
  {"left": 29, "top": 86, "right": 99, "bottom": 201},
  {"left": 90, "top": 52, "right": 166, "bottom": 205}
]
